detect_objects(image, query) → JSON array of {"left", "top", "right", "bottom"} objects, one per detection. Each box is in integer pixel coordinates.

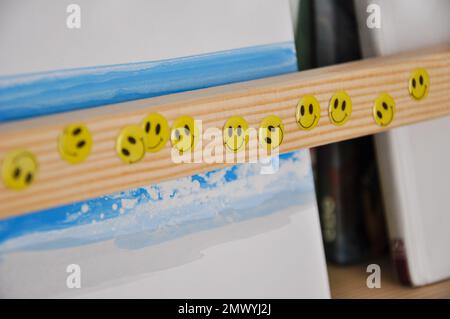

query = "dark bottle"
[{"left": 298, "top": 0, "right": 388, "bottom": 264}]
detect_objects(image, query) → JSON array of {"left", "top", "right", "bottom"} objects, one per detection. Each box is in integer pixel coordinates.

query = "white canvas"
[{"left": 0, "top": 0, "right": 329, "bottom": 298}]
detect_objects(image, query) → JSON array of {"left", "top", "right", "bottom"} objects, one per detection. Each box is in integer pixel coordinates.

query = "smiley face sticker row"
[
  {"left": 296, "top": 91, "right": 352, "bottom": 130},
  {"left": 115, "top": 114, "right": 200, "bottom": 164},
  {"left": 1, "top": 68, "right": 430, "bottom": 190},
  {"left": 116, "top": 113, "right": 190, "bottom": 164},
  {"left": 222, "top": 115, "right": 284, "bottom": 153},
  {"left": 116, "top": 114, "right": 284, "bottom": 160},
  {"left": 295, "top": 68, "right": 430, "bottom": 130},
  {"left": 295, "top": 91, "right": 393, "bottom": 129}
]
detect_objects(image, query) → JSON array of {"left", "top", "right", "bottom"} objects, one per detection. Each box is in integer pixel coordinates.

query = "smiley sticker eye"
[
  {"left": 419, "top": 75, "right": 424, "bottom": 85},
  {"left": 265, "top": 137, "right": 272, "bottom": 144},
  {"left": 342, "top": 100, "right": 346, "bottom": 111},
  {"left": 13, "top": 167, "right": 21, "bottom": 179},
  {"left": 25, "top": 173, "right": 33, "bottom": 184},
  {"left": 268, "top": 125, "right": 275, "bottom": 132},
  {"left": 309, "top": 104, "right": 313, "bottom": 114},
  {"left": 76, "top": 140, "right": 86, "bottom": 148},
  {"left": 145, "top": 122, "right": 151, "bottom": 133},
  {"left": 412, "top": 78, "right": 416, "bottom": 88},
  {"left": 128, "top": 136, "right": 136, "bottom": 144},
  {"left": 122, "top": 148, "right": 130, "bottom": 156},
  {"left": 184, "top": 125, "right": 190, "bottom": 135},
  {"left": 334, "top": 99, "right": 339, "bottom": 109},
  {"left": 237, "top": 125, "right": 242, "bottom": 136},
  {"left": 300, "top": 105, "right": 305, "bottom": 116},
  {"left": 175, "top": 129, "right": 181, "bottom": 140},
  {"left": 228, "top": 127, "right": 233, "bottom": 137},
  {"left": 382, "top": 102, "right": 388, "bottom": 110},
  {"left": 72, "top": 127, "right": 82, "bottom": 136},
  {"left": 155, "top": 123, "right": 161, "bottom": 135},
  {"left": 377, "top": 111, "right": 383, "bottom": 119}
]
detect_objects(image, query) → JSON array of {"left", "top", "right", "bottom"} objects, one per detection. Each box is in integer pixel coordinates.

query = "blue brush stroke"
[{"left": 0, "top": 42, "right": 297, "bottom": 123}]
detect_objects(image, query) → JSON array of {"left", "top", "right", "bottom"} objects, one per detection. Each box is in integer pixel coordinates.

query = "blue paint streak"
[{"left": 0, "top": 42, "right": 297, "bottom": 123}]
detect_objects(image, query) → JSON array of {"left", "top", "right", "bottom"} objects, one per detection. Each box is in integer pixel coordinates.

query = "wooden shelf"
[
  {"left": 328, "top": 256, "right": 450, "bottom": 299},
  {"left": 1, "top": 45, "right": 450, "bottom": 218}
]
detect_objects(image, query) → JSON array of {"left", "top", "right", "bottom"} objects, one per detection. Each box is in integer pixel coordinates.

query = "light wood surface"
[
  {"left": 328, "top": 257, "right": 450, "bottom": 299},
  {"left": 1, "top": 45, "right": 450, "bottom": 218}
]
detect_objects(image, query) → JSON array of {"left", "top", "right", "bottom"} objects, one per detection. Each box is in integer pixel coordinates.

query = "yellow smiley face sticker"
[
  {"left": 409, "top": 68, "right": 430, "bottom": 100},
  {"left": 141, "top": 113, "right": 170, "bottom": 153},
  {"left": 259, "top": 115, "right": 284, "bottom": 152},
  {"left": 373, "top": 93, "right": 395, "bottom": 127},
  {"left": 223, "top": 116, "right": 249, "bottom": 153},
  {"left": 171, "top": 116, "right": 198, "bottom": 154},
  {"left": 1, "top": 150, "right": 38, "bottom": 190},
  {"left": 296, "top": 95, "right": 321, "bottom": 130},
  {"left": 116, "top": 125, "right": 147, "bottom": 164},
  {"left": 58, "top": 123, "right": 93, "bottom": 164},
  {"left": 329, "top": 91, "right": 352, "bottom": 126}
]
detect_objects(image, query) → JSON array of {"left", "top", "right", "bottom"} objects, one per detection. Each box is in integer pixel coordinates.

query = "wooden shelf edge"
[{"left": 1, "top": 45, "right": 450, "bottom": 218}]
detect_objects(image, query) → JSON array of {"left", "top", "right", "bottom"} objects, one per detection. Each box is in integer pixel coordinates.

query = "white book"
[{"left": 355, "top": 0, "right": 450, "bottom": 286}]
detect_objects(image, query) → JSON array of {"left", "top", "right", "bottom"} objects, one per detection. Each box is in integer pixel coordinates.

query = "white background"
[{"left": 0, "top": 0, "right": 294, "bottom": 75}]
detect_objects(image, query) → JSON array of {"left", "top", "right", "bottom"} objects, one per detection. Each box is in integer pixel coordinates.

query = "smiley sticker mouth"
[
  {"left": 125, "top": 137, "right": 146, "bottom": 162},
  {"left": 60, "top": 144, "right": 79, "bottom": 158},
  {"left": 225, "top": 137, "right": 245, "bottom": 152},
  {"left": 272, "top": 130, "right": 284, "bottom": 147},
  {"left": 331, "top": 113, "right": 348, "bottom": 124},
  {"left": 380, "top": 106, "right": 394, "bottom": 126},
  {"left": 414, "top": 85, "right": 428, "bottom": 99},
  {"left": 147, "top": 138, "right": 164, "bottom": 150},
  {"left": 65, "top": 150, "right": 78, "bottom": 157},
  {"left": 298, "top": 115, "right": 317, "bottom": 129},
  {"left": 262, "top": 127, "right": 284, "bottom": 147},
  {"left": 174, "top": 135, "right": 195, "bottom": 152}
]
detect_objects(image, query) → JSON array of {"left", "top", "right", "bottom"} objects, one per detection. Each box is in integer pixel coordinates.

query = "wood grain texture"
[{"left": 1, "top": 45, "right": 450, "bottom": 218}]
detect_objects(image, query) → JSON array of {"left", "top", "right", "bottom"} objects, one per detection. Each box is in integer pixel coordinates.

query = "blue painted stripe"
[{"left": 0, "top": 42, "right": 297, "bottom": 123}]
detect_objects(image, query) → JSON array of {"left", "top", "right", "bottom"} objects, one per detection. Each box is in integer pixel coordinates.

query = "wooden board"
[{"left": 1, "top": 45, "right": 450, "bottom": 218}]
